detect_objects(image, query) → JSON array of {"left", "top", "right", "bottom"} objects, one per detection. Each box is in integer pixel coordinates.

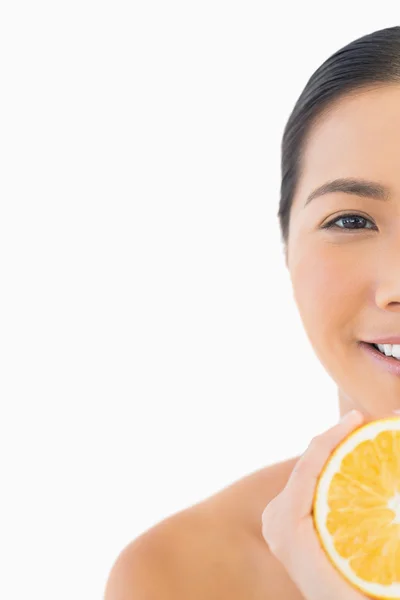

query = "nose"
[
  {"left": 375, "top": 279, "right": 400, "bottom": 312},
  {"left": 372, "top": 233, "right": 400, "bottom": 311}
]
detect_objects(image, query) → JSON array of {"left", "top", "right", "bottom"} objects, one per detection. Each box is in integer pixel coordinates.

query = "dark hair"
[{"left": 278, "top": 25, "right": 400, "bottom": 252}]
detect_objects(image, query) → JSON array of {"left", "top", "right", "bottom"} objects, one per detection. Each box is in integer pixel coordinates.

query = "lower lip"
[{"left": 360, "top": 342, "right": 400, "bottom": 376}]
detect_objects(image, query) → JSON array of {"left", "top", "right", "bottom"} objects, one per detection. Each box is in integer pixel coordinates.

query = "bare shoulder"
[{"left": 104, "top": 456, "right": 304, "bottom": 599}]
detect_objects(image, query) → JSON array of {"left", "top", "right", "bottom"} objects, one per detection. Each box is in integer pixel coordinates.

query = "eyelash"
[{"left": 321, "top": 213, "right": 378, "bottom": 232}]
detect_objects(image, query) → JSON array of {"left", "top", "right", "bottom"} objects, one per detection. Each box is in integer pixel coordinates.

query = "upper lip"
[{"left": 364, "top": 337, "right": 400, "bottom": 345}]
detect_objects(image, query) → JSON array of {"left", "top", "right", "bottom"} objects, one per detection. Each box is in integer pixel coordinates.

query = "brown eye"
[{"left": 322, "top": 213, "right": 377, "bottom": 232}]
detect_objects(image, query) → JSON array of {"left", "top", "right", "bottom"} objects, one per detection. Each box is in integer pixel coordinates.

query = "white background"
[{"left": 0, "top": 3, "right": 397, "bottom": 599}]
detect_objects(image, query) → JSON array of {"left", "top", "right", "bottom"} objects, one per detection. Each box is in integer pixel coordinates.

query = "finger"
[{"left": 285, "top": 409, "right": 364, "bottom": 520}]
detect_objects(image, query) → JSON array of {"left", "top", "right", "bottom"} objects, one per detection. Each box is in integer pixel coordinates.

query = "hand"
[{"left": 261, "top": 410, "right": 370, "bottom": 600}]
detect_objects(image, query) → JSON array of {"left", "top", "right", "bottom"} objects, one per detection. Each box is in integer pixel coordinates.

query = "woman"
[{"left": 104, "top": 25, "right": 400, "bottom": 599}]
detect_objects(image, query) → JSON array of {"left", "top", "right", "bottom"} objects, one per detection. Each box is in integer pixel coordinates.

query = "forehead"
[{"left": 292, "top": 84, "right": 400, "bottom": 211}]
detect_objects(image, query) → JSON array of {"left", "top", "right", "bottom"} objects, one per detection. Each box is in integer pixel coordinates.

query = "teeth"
[{"left": 376, "top": 344, "right": 400, "bottom": 359}]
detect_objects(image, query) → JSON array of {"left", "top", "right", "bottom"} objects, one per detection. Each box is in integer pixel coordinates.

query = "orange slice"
[{"left": 313, "top": 416, "right": 400, "bottom": 599}]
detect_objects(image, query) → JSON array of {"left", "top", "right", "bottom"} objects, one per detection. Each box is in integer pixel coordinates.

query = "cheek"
[{"left": 290, "top": 246, "right": 359, "bottom": 339}]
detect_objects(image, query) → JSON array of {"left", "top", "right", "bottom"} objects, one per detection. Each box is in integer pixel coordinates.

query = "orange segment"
[{"left": 313, "top": 417, "right": 400, "bottom": 598}]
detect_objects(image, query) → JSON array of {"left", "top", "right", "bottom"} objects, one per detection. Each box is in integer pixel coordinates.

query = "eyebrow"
[{"left": 304, "top": 177, "right": 392, "bottom": 207}]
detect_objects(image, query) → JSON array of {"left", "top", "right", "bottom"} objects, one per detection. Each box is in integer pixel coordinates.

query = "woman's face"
[{"left": 287, "top": 84, "right": 400, "bottom": 419}]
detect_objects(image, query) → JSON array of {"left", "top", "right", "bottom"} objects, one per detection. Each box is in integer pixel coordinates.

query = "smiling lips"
[
  {"left": 363, "top": 338, "right": 400, "bottom": 360},
  {"left": 361, "top": 342, "right": 400, "bottom": 374}
]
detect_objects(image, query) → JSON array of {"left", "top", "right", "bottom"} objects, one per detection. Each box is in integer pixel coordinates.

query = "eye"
[{"left": 321, "top": 213, "right": 378, "bottom": 232}]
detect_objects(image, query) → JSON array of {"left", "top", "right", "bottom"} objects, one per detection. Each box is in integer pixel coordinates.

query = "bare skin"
[
  {"left": 105, "top": 456, "right": 304, "bottom": 599},
  {"left": 105, "top": 84, "right": 400, "bottom": 598},
  {"left": 202, "top": 455, "right": 305, "bottom": 598}
]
